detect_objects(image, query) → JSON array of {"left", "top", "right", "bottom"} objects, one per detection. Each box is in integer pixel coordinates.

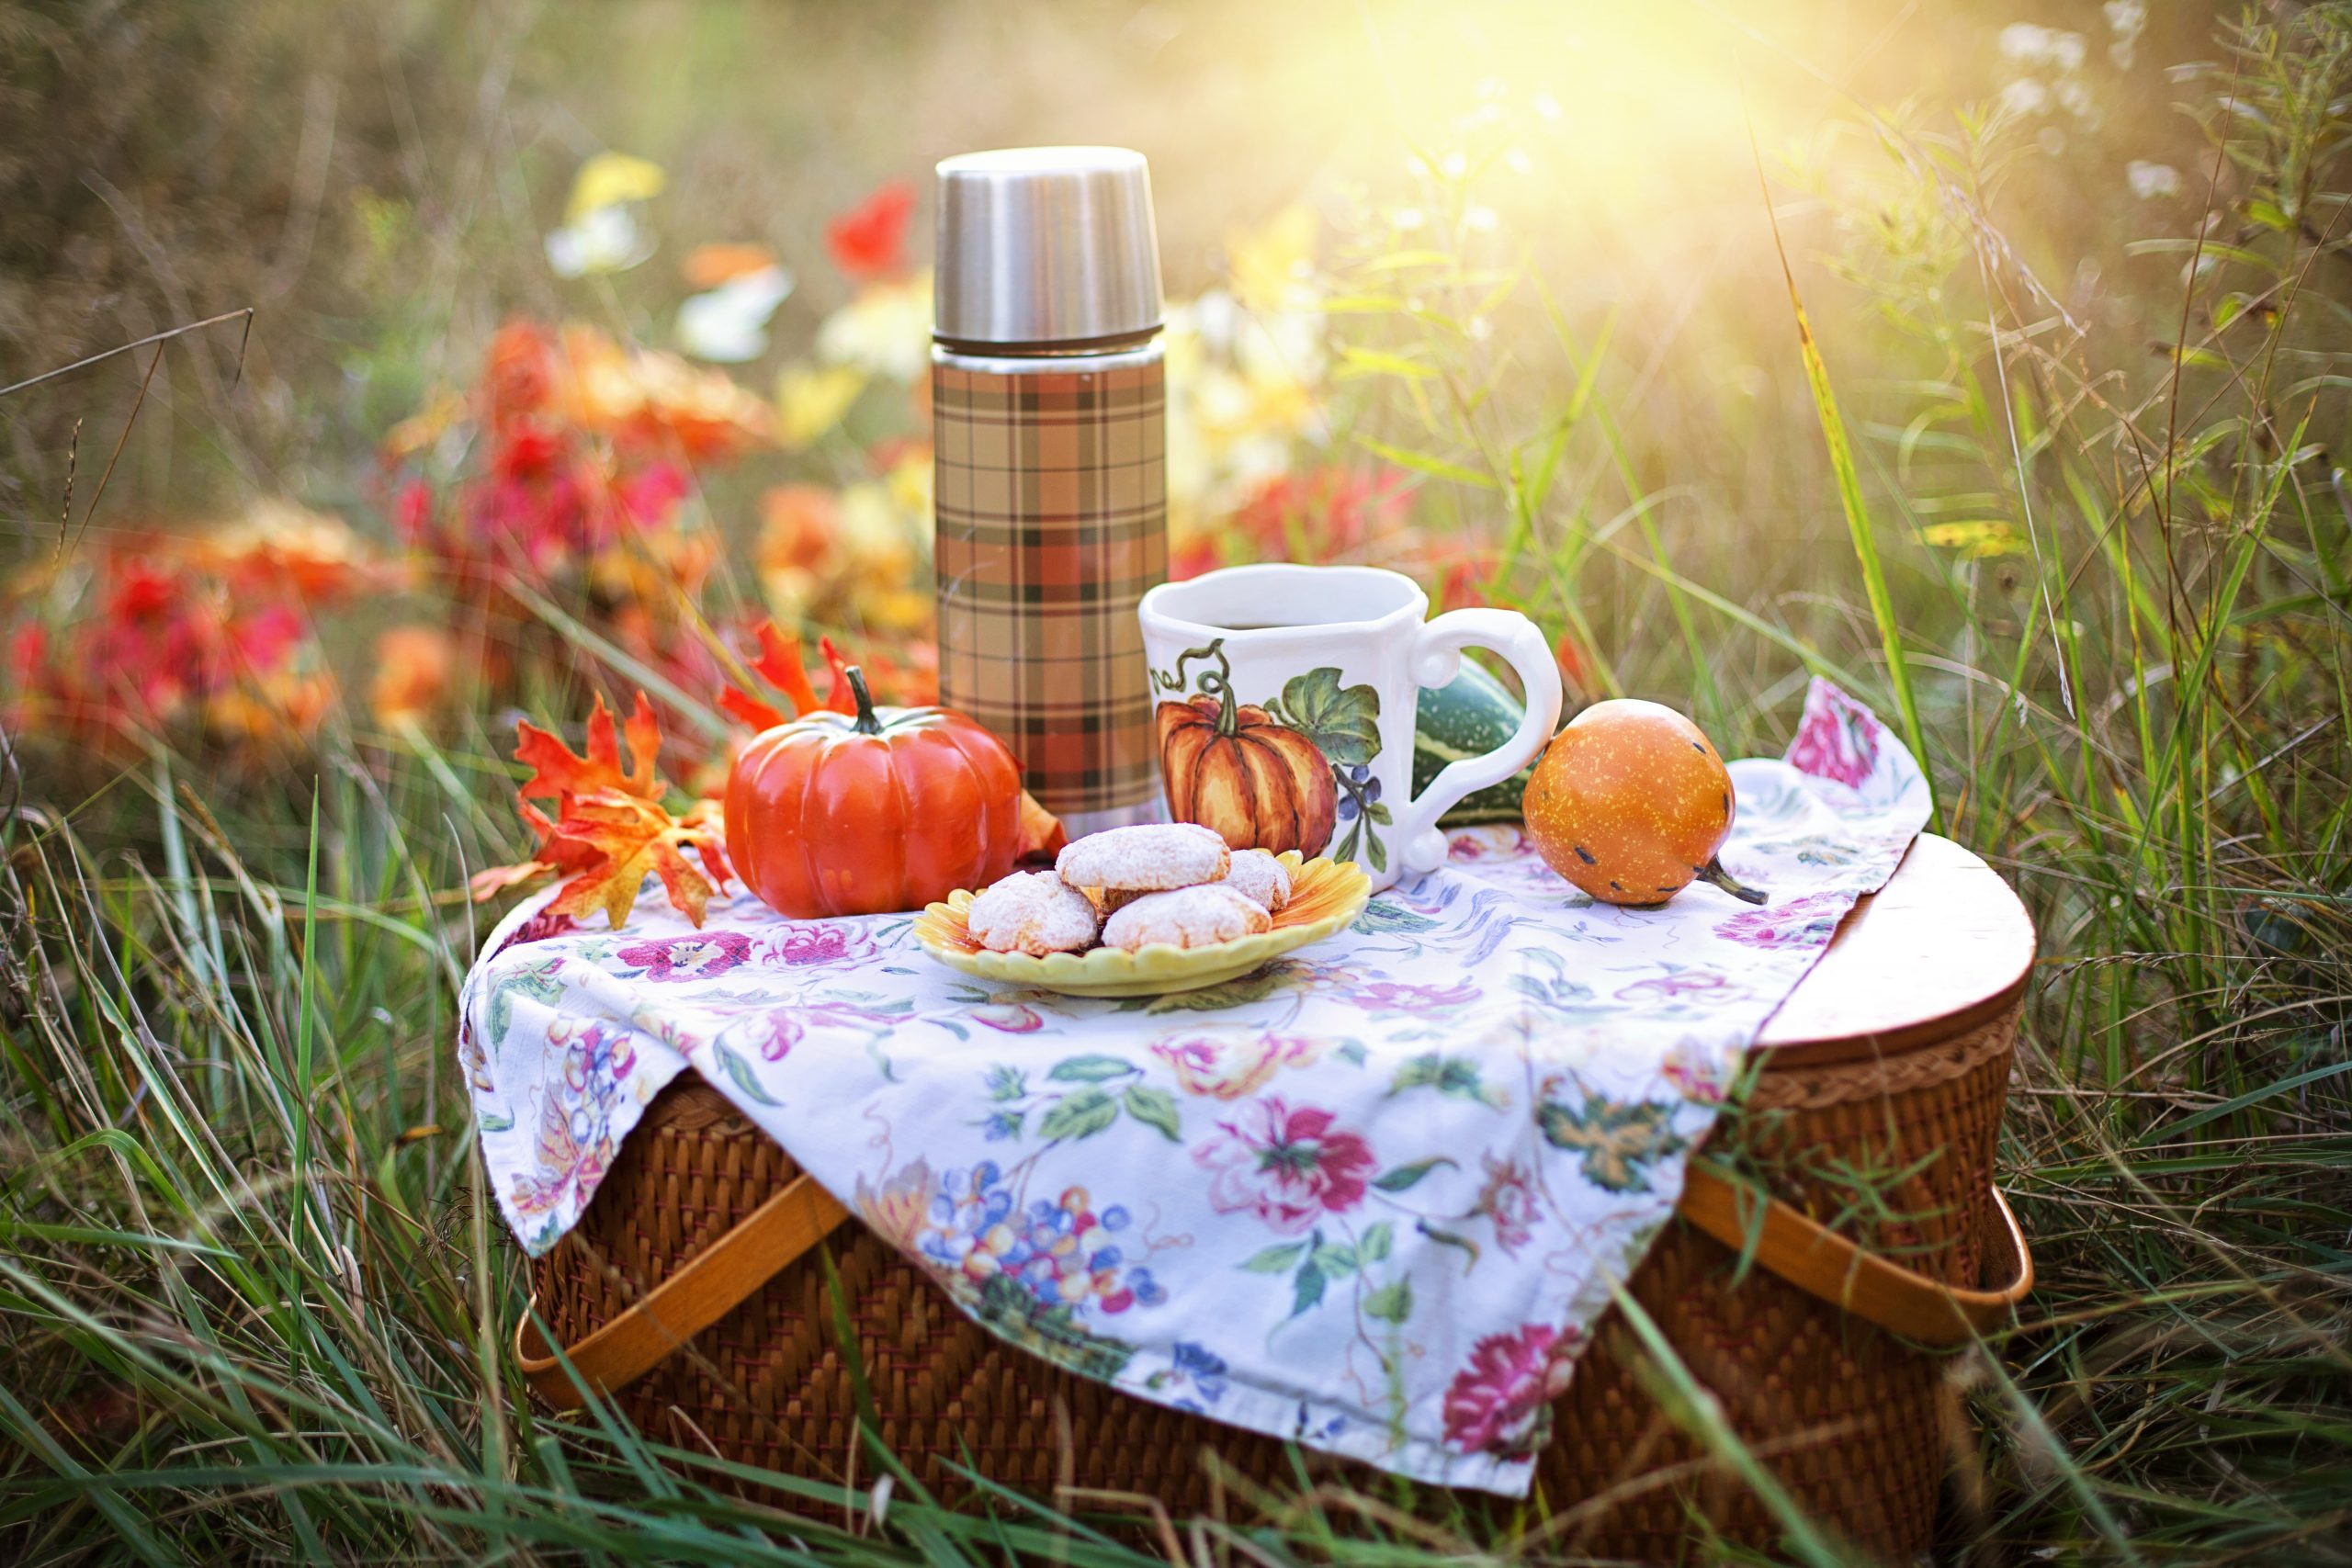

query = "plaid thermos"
[{"left": 933, "top": 148, "right": 1168, "bottom": 832}]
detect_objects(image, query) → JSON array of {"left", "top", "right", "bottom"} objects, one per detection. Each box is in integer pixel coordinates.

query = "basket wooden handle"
[
  {"left": 1676, "top": 1160, "right": 2034, "bottom": 1347},
  {"left": 514, "top": 1158, "right": 2029, "bottom": 1407},
  {"left": 514, "top": 1170, "right": 850, "bottom": 1411}
]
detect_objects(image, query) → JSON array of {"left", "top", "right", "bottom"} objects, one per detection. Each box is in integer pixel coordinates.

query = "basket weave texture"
[{"left": 533, "top": 1006, "right": 2018, "bottom": 1561}]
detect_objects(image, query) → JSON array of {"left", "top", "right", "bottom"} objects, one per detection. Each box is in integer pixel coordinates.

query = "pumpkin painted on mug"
[
  {"left": 1153, "top": 644, "right": 1337, "bottom": 857},
  {"left": 727, "top": 667, "right": 1024, "bottom": 917}
]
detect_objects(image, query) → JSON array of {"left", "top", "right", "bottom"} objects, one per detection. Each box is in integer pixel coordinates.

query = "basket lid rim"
[{"left": 1755, "top": 832, "right": 2035, "bottom": 1063}]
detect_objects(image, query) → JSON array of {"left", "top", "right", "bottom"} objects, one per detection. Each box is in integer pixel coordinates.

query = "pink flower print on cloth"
[
  {"left": 1786, "top": 681, "right": 1882, "bottom": 788},
  {"left": 761, "top": 921, "right": 876, "bottom": 967},
  {"left": 616, "top": 931, "right": 750, "bottom": 981},
  {"left": 1471, "top": 1153, "right": 1540, "bottom": 1257},
  {"left": 1442, "top": 1323, "right": 1578, "bottom": 1459},
  {"left": 492, "top": 908, "right": 576, "bottom": 958},
  {"left": 1346, "top": 977, "right": 1481, "bottom": 1014},
  {"left": 1195, "top": 1098, "right": 1376, "bottom": 1235},
  {"left": 1714, "top": 890, "right": 1849, "bottom": 950},
  {"left": 1154, "top": 1028, "right": 1320, "bottom": 1100},
  {"left": 503, "top": 1017, "right": 641, "bottom": 1246}
]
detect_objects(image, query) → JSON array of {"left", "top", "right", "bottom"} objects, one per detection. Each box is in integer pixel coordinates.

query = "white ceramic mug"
[{"left": 1136, "top": 564, "right": 1562, "bottom": 891}]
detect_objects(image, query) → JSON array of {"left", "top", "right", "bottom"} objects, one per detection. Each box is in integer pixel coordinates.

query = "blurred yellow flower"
[
  {"left": 548, "top": 152, "right": 665, "bottom": 277},
  {"left": 381, "top": 386, "right": 463, "bottom": 463},
  {"left": 752, "top": 474, "right": 929, "bottom": 632},
  {"left": 1921, "top": 520, "right": 2026, "bottom": 558},
  {"left": 197, "top": 500, "right": 396, "bottom": 603},
  {"left": 816, "top": 270, "right": 933, "bottom": 382},
  {"left": 884, "top": 446, "right": 932, "bottom": 520},
  {"left": 775, "top": 363, "right": 868, "bottom": 449},
  {"left": 565, "top": 152, "right": 666, "bottom": 225},
  {"left": 560, "top": 326, "right": 773, "bottom": 459},
  {"left": 1227, "top": 205, "right": 1318, "bottom": 316},
  {"left": 590, "top": 527, "right": 718, "bottom": 606},
  {"left": 837, "top": 479, "right": 929, "bottom": 631}
]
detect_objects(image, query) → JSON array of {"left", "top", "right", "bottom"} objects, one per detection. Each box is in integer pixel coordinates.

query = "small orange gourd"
[{"left": 1523, "top": 699, "right": 1766, "bottom": 908}]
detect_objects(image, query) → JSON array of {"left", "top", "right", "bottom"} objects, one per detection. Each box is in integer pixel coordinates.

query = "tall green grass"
[{"left": 5, "top": 5, "right": 2351, "bottom": 1563}]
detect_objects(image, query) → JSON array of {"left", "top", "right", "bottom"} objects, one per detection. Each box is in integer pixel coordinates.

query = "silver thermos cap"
[{"left": 933, "top": 146, "right": 1163, "bottom": 350}]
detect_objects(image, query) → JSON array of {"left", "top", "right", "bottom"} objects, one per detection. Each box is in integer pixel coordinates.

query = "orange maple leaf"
[
  {"left": 472, "top": 691, "right": 729, "bottom": 928},
  {"left": 541, "top": 788, "right": 733, "bottom": 929},
  {"left": 718, "top": 623, "right": 859, "bottom": 730},
  {"left": 514, "top": 690, "right": 661, "bottom": 805}
]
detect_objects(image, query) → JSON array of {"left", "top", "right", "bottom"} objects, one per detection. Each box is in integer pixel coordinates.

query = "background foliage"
[{"left": 2, "top": 0, "right": 2349, "bottom": 1562}]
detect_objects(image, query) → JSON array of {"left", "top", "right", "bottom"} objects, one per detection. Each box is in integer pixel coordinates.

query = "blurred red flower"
[
  {"left": 5, "top": 533, "right": 346, "bottom": 754},
  {"left": 1231, "top": 466, "right": 1412, "bottom": 564},
  {"left": 1170, "top": 534, "right": 1222, "bottom": 582},
  {"left": 827, "top": 181, "right": 916, "bottom": 282}
]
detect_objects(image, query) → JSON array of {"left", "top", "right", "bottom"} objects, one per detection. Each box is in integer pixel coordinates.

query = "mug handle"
[{"left": 1394, "top": 609, "right": 1565, "bottom": 876}]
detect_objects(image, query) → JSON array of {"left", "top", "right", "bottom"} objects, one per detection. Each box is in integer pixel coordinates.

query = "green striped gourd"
[{"left": 1414, "top": 659, "right": 1534, "bottom": 826}]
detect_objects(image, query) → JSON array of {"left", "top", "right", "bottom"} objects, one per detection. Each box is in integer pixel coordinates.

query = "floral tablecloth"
[{"left": 462, "top": 679, "right": 1929, "bottom": 1494}]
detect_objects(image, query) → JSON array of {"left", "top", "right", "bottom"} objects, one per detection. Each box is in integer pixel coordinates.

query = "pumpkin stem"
[
  {"left": 1159, "top": 639, "right": 1243, "bottom": 737},
  {"left": 1199, "top": 639, "right": 1239, "bottom": 737},
  {"left": 1697, "top": 856, "right": 1768, "bottom": 905},
  {"left": 844, "top": 666, "right": 884, "bottom": 736}
]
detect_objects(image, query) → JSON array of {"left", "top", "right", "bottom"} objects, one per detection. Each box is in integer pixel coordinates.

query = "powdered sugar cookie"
[
  {"left": 1218, "top": 849, "right": 1292, "bottom": 913},
  {"left": 966, "top": 871, "right": 1101, "bottom": 956},
  {"left": 1056, "top": 822, "right": 1229, "bottom": 892},
  {"left": 1101, "top": 883, "right": 1272, "bottom": 952}
]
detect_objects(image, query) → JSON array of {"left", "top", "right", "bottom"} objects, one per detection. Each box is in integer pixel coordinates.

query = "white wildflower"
[
  {"left": 545, "top": 204, "right": 652, "bottom": 278},
  {"left": 2105, "top": 0, "right": 2146, "bottom": 65},
  {"left": 1999, "top": 77, "right": 2051, "bottom": 117},
  {"left": 675, "top": 265, "right": 795, "bottom": 363},
  {"left": 1999, "top": 23, "right": 2054, "bottom": 62}
]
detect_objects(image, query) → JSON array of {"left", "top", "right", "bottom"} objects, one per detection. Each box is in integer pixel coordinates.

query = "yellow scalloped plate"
[{"left": 914, "top": 852, "right": 1371, "bottom": 998}]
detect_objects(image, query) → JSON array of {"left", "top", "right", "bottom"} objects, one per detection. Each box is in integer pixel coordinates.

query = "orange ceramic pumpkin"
[
  {"left": 1156, "top": 690, "right": 1337, "bottom": 857},
  {"left": 1523, "top": 698, "right": 1766, "bottom": 908},
  {"left": 727, "top": 668, "right": 1023, "bottom": 917}
]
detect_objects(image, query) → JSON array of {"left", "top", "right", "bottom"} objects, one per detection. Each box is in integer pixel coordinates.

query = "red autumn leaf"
[
  {"left": 827, "top": 180, "right": 915, "bottom": 281},
  {"left": 717, "top": 684, "right": 786, "bottom": 732},
  {"left": 472, "top": 690, "right": 729, "bottom": 928},
  {"left": 541, "top": 788, "right": 725, "bottom": 929},
  {"left": 513, "top": 690, "right": 660, "bottom": 806},
  {"left": 719, "top": 621, "right": 849, "bottom": 731},
  {"left": 757, "top": 623, "right": 828, "bottom": 715},
  {"left": 1016, "top": 790, "right": 1067, "bottom": 864},
  {"left": 814, "top": 635, "right": 855, "bottom": 713},
  {"left": 469, "top": 858, "right": 554, "bottom": 901}
]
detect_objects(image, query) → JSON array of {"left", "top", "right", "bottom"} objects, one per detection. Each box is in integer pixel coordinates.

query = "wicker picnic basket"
[{"left": 517, "top": 836, "right": 2036, "bottom": 1561}]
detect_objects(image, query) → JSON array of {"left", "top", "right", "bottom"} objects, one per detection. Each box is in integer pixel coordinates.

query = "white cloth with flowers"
[{"left": 462, "top": 679, "right": 1929, "bottom": 1495}]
